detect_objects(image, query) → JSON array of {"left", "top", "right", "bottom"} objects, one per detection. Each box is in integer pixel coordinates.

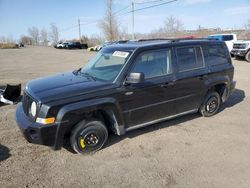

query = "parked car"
[
  {"left": 64, "top": 42, "right": 81, "bottom": 49},
  {"left": 207, "top": 34, "right": 237, "bottom": 53},
  {"left": 64, "top": 42, "right": 88, "bottom": 49},
  {"left": 16, "top": 39, "right": 236, "bottom": 154},
  {"left": 87, "top": 46, "right": 97, "bottom": 51},
  {"left": 231, "top": 40, "right": 250, "bottom": 62},
  {"left": 56, "top": 42, "right": 68, "bottom": 49},
  {"left": 89, "top": 41, "right": 129, "bottom": 52}
]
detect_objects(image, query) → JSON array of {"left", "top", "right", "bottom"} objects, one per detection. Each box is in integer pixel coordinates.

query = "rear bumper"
[{"left": 15, "top": 103, "right": 58, "bottom": 148}]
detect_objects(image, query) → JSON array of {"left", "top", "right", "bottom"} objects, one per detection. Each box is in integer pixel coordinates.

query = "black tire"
[
  {"left": 245, "top": 51, "right": 250, "bottom": 62},
  {"left": 199, "top": 91, "right": 221, "bottom": 117},
  {"left": 235, "top": 55, "right": 241, "bottom": 60},
  {"left": 70, "top": 119, "right": 108, "bottom": 154}
]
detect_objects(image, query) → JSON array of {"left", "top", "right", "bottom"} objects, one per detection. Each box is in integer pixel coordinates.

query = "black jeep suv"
[
  {"left": 65, "top": 42, "right": 88, "bottom": 49},
  {"left": 16, "top": 39, "right": 236, "bottom": 154}
]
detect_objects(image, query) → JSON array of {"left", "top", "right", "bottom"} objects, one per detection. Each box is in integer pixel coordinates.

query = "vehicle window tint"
[
  {"left": 94, "top": 55, "right": 125, "bottom": 68},
  {"left": 206, "top": 44, "right": 228, "bottom": 65},
  {"left": 132, "top": 49, "right": 172, "bottom": 79},
  {"left": 176, "top": 46, "right": 204, "bottom": 72},
  {"left": 222, "top": 35, "right": 233, "bottom": 41}
]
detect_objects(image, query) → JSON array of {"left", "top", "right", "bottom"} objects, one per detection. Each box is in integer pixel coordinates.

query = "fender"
[
  {"left": 204, "top": 74, "right": 230, "bottom": 102},
  {"left": 52, "top": 97, "right": 125, "bottom": 150}
]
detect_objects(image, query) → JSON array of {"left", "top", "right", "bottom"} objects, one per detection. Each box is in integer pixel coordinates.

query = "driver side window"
[{"left": 131, "top": 49, "right": 172, "bottom": 79}]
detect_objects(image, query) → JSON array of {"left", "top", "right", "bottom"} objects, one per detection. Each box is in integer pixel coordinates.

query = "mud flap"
[
  {"left": 221, "top": 85, "right": 229, "bottom": 103},
  {"left": 0, "top": 84, "right": 21, "bottom": 105}
]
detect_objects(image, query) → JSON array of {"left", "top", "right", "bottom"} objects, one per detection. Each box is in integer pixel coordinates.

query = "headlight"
[{"left": 30, "top": 101, "right": 37, "bottom": 117}]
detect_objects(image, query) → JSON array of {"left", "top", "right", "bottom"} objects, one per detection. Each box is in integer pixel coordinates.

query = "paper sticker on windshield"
[{"left": 112, "top": 51, "right": 129, "bottom": 58}]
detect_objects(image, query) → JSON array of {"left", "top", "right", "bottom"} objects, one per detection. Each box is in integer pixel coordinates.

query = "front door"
[{"left": 117, "top": 49, "right": 177, "bottom": 128}]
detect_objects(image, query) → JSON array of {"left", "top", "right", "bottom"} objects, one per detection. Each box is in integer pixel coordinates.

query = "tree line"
[
  {"left": 3, "top": 0, "right": 249, "bottom": 46},
  {"left": 99, "top": 0, "right": 250, "bottom": 42},
  {"left": 20, "top": 23, "right": 59, "bottom": 46}
]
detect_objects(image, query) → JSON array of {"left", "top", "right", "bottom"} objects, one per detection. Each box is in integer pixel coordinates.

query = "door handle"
[
  {"left": 125, "top": 91, "right": 134, "bottom": 96},
  {"left": 160, "top": 81, "right": 175, "bottom": 88}
]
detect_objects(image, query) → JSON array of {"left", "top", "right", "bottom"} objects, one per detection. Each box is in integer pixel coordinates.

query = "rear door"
[{"left": 173, "top": 45, "right": 208, "bottom": 114}]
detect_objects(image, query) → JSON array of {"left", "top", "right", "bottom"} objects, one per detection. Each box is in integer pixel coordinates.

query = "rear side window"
[
  {"left": 176, "top": 46, "right": 204, "bottom": 72},
  {"left": 222, "top": 35, "right": 233, "bottom": 41},
  {"left": 206, "top": 44, "right": 228, "bottom": 66}
]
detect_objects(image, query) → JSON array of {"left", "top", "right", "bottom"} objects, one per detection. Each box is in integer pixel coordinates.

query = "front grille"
[
  {"left": 22, "top": 91, "right": 33, "bottom": 117},
  {"left": 233, "top": 43, "right": 246, "bottom": 49}
]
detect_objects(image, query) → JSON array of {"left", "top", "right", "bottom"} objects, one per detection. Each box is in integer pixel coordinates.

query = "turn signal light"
[{"left": 36, "top": 117, "right": 55, "bottom": 125}]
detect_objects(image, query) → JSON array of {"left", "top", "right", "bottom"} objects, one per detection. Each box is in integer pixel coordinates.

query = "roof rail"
[
  {"left": 170, "top": 37, "right": 220, "bottom": 42},
  {"left": 130, "top": 37, "right": 220, "bottom": 43},
  {"left": 137, "top": 38, "right": 170, "bottom": 42}
]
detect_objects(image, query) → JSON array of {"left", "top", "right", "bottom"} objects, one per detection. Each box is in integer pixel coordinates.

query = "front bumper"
[
  {"left": 15, "top": 103, "right": 58, "bottom": 147},
  {"left": 231, "top": 49, "right": 247, "bottom": 57}
]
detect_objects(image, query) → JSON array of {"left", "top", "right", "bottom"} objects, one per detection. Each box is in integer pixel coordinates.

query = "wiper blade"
[
  {"left": 73, "top": 68, "right": 82, "bottom": 75},
  {"left": 81, "top": 72, "right": 97, "bottom": 81}
]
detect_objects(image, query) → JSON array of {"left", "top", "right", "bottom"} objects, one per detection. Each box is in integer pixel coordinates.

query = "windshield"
[
  {"left": 81, "top": 50, "right": 131, "bottom": 82},
  {"left": 208, "top": 35, "right": 234, "bottom": 41}
]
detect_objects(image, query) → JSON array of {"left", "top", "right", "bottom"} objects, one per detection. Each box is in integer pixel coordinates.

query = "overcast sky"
[{"left": 0, "top": 0, "right": 249, "bottom": 41}]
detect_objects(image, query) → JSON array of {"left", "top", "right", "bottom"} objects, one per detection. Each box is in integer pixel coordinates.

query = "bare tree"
[
  {"left": 99, "top": 0, "right": 120, "bottom": 41},
  {"left": 20, "top": 36, "right": 33, "bottom": 45},
  {"left": 245, "top": 19, "right": 250, "bottom": 38},
  {"left": 40, "top": 28, "right": 48, "bottom": 46},
  {"left": 28, "top": 26, "right": 39, "bottom": 45},
  {"left": 238, "top": 19, "right": 250, "bottom": 39},
  {"left": 245, "top": 19, "right": 250, "bottom": 30},
  {"left": 50, "top": 23, "right": 59, "bottom": 44},
  {"left": 163, "top": 16, "right": 184, "bottom": 37}
]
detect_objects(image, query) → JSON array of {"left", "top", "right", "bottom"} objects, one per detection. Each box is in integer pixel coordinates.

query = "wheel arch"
[
  {"left": 52, "top": 97, "right": 125, "bottom": 150},
  {"left": 205, "top": 75, "right": 231, "bottom": 103}
]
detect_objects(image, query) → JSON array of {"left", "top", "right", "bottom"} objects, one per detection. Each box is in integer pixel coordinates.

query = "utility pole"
[
  {"left": 78, "top": 19, "right": 81, "bottom": 41},
  {"left": 132, "top": 0, "right": 135, "bottom": 40}
]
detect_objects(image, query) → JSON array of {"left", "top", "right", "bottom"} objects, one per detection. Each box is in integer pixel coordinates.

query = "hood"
[
  {"left": 26, "top": 71, "right": 111, "bottom": 103},
  {"left": 234, "top": 40, "right": 250, "bottom": 44}
]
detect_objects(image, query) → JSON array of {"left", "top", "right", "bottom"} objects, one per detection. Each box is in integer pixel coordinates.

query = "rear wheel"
[
  {"left": 245, "top": 51, "right": 250, "bottom": 62},
  {"left": 70, "top": 119, "right": 108, "bottom": 154},
  {"left": 199, "top": 91, "right": 221, "bottom": 117}
]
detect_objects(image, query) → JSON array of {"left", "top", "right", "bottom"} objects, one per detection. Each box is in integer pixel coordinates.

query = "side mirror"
[{"left": 125, "top": 72, "right": 144, "bottom": 84}]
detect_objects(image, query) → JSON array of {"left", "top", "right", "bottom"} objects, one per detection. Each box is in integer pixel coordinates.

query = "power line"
[
  {"left": 80, "top": 20, "right": 100, "bottom": 26},
  {"left": 134, "top": 0, "right": 166, "bottom": 5},
  {"left": 60, "top": 24, "right": 78, "bottom": 32},
  {"left": 113, "top": 5, "right": 130, "bottom": 15},
  {"left": 124, "top": 0, "right": 177, "bottom": 39},
  {"left": 77, "top": 5, "right": 130, "bottom": 27},
  {"left": 121, "top": 0, "right": 177, "bottom": 15},
  {"left": 60, "top": 0, "right": 177, "bottom": 36}
]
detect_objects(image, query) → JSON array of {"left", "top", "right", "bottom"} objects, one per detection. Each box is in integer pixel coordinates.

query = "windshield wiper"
[
  {"left": 73, "top": 68, "right": 82, "bottom": 75},
  {"left": 73, "top": 68, "right": 96, "bottom": 81},
  {"left": 81, "top": 72, "right": 97, "bottom": 81}
]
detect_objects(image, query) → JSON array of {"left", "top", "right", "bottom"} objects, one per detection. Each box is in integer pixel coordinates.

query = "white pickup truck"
[
  {"left": 208, "top": 34, "right": 237, "bottom": 53},
  {"left": 231, "top": 40, "right": 250, "bottom": 62}
]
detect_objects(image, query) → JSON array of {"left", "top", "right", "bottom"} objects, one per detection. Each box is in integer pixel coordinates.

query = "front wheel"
[
  {"left": 245, "top": 51, "right": 250, "bottom": 62},
  {"left": 199, "top": 91, "right": 221, "bottom": 117},
  {"left": 70, "top": 120, "right": 108, "bottom": 154}
]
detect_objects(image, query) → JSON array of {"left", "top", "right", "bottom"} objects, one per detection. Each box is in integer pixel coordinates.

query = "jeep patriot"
[{"left": 16, "top": 39, "right": 236, "bottom": 154}]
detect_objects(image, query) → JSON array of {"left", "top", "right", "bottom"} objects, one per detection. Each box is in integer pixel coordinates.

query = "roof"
[
  {"left": 209, "top": 33, "right": 236, "bottom": 36},
  {"left": 102, "top": 38, "right": 224, "bottom": 52}
]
